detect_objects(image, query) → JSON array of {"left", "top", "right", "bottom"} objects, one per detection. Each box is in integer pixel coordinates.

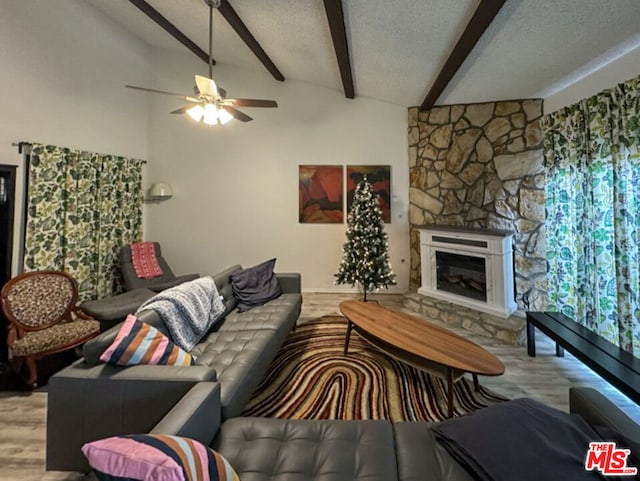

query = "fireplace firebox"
[
  {"left": 436, "top": 251, "right": 487, "bottom": 302},
  {"left": 418, "top": 226, "right": 517, "bottom": 318}
]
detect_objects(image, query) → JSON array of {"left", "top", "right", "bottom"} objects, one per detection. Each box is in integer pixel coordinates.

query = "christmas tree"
[{"left": 335, "top": 178, "right": 396, "bottom": 301}]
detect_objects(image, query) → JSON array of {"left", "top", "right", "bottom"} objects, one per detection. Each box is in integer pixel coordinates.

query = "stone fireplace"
[
  {"left": 407, "top": 99, "right": 547, "bottom": 311},
  {"left": 418, "top": 226, "right": 517, "bottom": 318},
  {"left": 404, "top": 99, "right": 547, "bottom": 345}
]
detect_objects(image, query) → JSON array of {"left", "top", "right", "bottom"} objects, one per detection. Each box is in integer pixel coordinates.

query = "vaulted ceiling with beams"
[{"left": 86, "top": 0, "right": 640, "bottom": 109}]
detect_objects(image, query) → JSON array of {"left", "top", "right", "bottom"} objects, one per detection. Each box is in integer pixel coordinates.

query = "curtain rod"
[
  {"left": 11, "top": 141, "right": 147, "bottom": 163},
  {"left": 11, "top": 142, "right": 31, "bottom": 154}
]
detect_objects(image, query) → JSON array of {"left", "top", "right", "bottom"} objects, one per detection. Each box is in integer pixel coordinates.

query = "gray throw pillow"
[
  {"left": 431, "top": 398, "right": 629, "bottom": 481},
  {"left": 230, "top": 258, "right": 282, "bottom": 312}
]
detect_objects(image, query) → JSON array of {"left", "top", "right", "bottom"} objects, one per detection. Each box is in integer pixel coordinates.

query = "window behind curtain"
[
  {"left": 23, "top": 143, "right": 144, "bottom": 301},
  {"left": 542, "top": 75, "right": 640, "bottom": 356}
]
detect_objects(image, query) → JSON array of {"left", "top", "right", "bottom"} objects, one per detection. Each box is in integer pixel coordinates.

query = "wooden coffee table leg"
[
  {"left": 344, "top": 320, "right": 353, "bottom": 355},
  {"left": 472, "top": 373, "right": 480, "bottom": 391},
  {"left": 447, "top": 367, "right": 454, "bottom": 418}
]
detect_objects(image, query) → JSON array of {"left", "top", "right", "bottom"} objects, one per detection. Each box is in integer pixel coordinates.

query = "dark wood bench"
[{"left": 526, "top": 311, "right": 640, "bottom": 405}]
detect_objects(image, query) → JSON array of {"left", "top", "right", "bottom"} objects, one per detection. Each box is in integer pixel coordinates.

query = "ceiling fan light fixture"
[
  {"left": 201, "top": 103, "right": 232, "bottom": 125},
  {"left": 187, "top": 104, "right": 204, "bottom": 122},
  {"left": 125, "top": 0, "right": 275, "bottom": 127},
  {"left": 217, "top": 108, "right": 233, "bottom": 125},
  {"left": 202, "top": 103, "right": 218, "bottom": 125}
]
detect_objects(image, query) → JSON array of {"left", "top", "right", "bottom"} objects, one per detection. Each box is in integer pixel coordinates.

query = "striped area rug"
[{"left": 242, "top": 316, "right": 508, "bottom": 421}]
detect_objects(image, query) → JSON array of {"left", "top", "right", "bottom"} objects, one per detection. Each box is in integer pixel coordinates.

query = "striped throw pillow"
[
  {"left": 100, "top": 314, "right": 194, "bottom": 366},
  {"left": 82, "top": 434, "right": 240, "bottom": 481}
]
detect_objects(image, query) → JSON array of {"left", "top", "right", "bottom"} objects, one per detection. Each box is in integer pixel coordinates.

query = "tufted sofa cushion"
[
  {"left": 393, "top": 422, "right": 473, "bottom": 481},
  {"left": 213, "top": 418, "right": 398, "bottom": 481},
  {"left": 191, "top": 329, "right": 281, "bottom": 419},
  {"left": 216, "top": 293, "right": 301, "bottom": 334}
]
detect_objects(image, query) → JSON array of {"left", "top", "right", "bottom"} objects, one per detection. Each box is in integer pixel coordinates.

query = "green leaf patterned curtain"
[
  {"left": 24, "top": 144, "right": 144, "bottom": 301},
  {"left": 542, "top": 75, "right": 640, "bottom": 356}
]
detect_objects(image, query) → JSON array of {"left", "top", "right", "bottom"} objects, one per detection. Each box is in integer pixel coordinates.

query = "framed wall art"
[
  {"left": 346, "top": 165, "right": 391, "bottom": 223},
  {"left": 299, "top": 165, "right": 344, "bottom": 223}
]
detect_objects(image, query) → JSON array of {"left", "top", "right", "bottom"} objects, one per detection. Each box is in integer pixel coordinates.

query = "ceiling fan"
[{"left": 125, "top": 0, "right": 277, "bottom": 125}]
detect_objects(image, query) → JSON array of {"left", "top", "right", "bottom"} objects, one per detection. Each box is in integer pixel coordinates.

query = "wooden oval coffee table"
[{"left": 340, "top": 300, "right": 504, "bottom": 417}]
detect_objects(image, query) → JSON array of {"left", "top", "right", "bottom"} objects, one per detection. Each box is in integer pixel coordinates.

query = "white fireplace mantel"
[{"left": 418, "top": 226, "right": 517, "bottom": 318}]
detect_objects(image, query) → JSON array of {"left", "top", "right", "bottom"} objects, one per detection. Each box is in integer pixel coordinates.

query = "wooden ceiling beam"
[
  {"left": 218, "top": 0, "right": 284, "bottom": 81},
  {"left": 322, "top": 0, "right": 355, "bottom": 99},
  {"left": 128, "top": 0, "right": 213, "bottom": 65},
  {"left": 420, "top": 0, "right": 506, "bottom": 111}
]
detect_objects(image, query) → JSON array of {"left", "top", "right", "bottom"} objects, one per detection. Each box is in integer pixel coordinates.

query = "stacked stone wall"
[{"left": 408, "top": 99, "right": 547, "bottom": 311}]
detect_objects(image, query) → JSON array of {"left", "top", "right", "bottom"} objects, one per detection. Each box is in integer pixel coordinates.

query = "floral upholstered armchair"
[{"left": 0, "top": 271, "right": 100, "bottom": 388}]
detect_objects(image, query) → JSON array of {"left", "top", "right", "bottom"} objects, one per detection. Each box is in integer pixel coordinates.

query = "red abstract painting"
[
  {"left": 299, "top": 165, "right": 344, "bottom": 223},
  {"left": 346, "top": 165, "right": 391, "bottom": 223}
]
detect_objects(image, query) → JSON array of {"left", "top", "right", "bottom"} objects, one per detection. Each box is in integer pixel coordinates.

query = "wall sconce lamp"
[{"left": 146, "top": 182, "right": 173, "bottom": 203}]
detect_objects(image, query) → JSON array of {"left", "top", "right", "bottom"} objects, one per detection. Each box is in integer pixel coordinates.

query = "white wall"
[
  {"left": 145, "top": 49, "right": 410, "bottom": 293},
  {"left": 543, "top": 40, "right": 640, "bottom": 113},
  {"left": 0, "top": 0, "right": 151, "bottom": 275}
]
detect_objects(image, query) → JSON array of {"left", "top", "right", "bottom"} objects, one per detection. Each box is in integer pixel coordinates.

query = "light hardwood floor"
[{"left": 1, "top": 293, "right": 639, "bottom": 481}]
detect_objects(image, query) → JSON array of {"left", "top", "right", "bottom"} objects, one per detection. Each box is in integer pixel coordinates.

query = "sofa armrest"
[
  {"left": 569, "top": 387, "right": 640, "bottom": 442},
  {"left": 151, "top": 382, "right": 221, "bottom": 446},
  {"left": 46, "top": 360, "right": 217, "bottom": 472},
  {"left": 147, "top": 273, "right": 200, "bottom": 292},
  {"left": 176, "top": 272, "right": 200, "bottom": 283},
  {"left": 277, "top": 273, "right": 301, "bottom": 294}
]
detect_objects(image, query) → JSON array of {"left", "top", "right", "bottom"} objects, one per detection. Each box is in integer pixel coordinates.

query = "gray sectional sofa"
[
  {"left": 148, "top": 384, "right": 640, "bottom": 481},
  {"left": 46, "top": 264, "right": 640, "bottom": 479},
  {"left": 46, "top": 265, "right": 302, "bottom": 472}
]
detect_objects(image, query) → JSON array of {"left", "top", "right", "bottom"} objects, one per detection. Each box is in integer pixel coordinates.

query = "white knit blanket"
[{"left": 136, "top": 276, "right": 225, "bottom": 351}]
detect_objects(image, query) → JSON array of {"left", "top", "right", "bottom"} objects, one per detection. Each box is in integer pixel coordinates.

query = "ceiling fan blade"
[
  {"left": 222, "top": 106, "right": 253, "bottom": 122},
  {"left": 195, "top": 75, "right": 218, "bottom": 98},
  {"left": 170, "top": 105, "right": 194, "bottom": 114},
  {"left": 226, "top": 98, "right": 278, "bottom": 108},
  {"left": 126, "top": 84, "right": 198, "bottom": 101}
]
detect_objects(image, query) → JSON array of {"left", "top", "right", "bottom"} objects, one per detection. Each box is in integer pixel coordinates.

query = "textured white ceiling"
[
  {"left": 438, "top": 0, "right": 640, "bottom": 104},
  {"left": 347, "top": 0, "right": 477, "bottom": 105},
  {"left": 86, "top": 0, "right": 640, "bottom": 107}
]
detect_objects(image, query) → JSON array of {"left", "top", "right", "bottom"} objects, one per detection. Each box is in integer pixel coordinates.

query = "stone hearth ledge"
[{"left": 403, "top": 291, "right": 526, "bottom": 346}]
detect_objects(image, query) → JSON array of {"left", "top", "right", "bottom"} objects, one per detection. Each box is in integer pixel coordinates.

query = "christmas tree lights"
[{"left": 335, "top": 178, "right": 396, "bottom": 301}]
